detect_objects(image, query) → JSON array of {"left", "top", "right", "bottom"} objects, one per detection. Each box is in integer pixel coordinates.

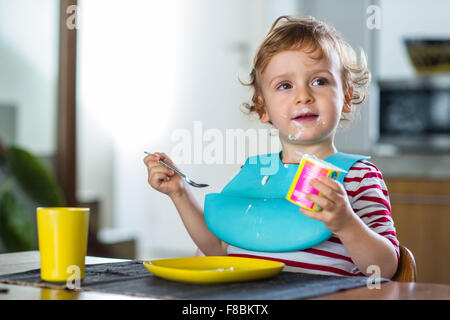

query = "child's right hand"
[{"left": 144, "top": 152, "right": 187, "bottom": 199}]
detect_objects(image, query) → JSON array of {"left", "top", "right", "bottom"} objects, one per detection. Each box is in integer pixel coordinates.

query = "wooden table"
[{"left": 1, "top": 251, "right": 449, "bottom": 300}]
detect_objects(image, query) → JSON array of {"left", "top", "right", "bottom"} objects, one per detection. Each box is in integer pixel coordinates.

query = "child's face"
[{"left": 259, "top": 49, "right": 351, "bottom": 146}]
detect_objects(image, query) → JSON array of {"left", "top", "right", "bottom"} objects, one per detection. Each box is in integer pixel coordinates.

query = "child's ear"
[
  {"left": 260, "top": 111, "right": 270, "bottom": 123},
  {"left": 342, "top": 86, "right": 354, "bottom": 113},
  {"left": 255, "top": 95, "right": 270, "bottom": 123}
]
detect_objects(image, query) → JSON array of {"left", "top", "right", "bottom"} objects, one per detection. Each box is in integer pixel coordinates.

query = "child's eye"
[
  {"left": 277, "top": 82, "right": 292, "bottom": 90},
  {"left": 312, "top": 78, "right": 328, "bottom": 86}
]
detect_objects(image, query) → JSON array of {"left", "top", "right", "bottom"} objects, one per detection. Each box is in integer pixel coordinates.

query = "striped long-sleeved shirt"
[{"left": 227, "top": 159, "right": 399, "bottom": 277}]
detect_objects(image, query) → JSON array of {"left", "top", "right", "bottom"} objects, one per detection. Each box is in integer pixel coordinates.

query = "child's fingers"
[
  {"left": 144, "top": 152, "right": 176, "bottom": 172},
  {"left": 155, "top": 152, "right": 176, "bottom": 166},
  {"left": 153, "top": 152, "right": 182, "bottom": 172},
  {"left": 153, "top": 152, "right": 163, "bottom": 160},
  {"left": 151, "top": 164, "right": 175, "bottom": 177},
  {"left": 143, "top": 153, "right": 156, "bottom": 165},
  {"left": 144, "top": 156, "right": 162, "bottom": 172},
  {"left": 317, "top": 176, "right": 344, "bottom": 194},
  {"left": 149, "top": 168, "right": 175, "bottom": 186},
  {"left": 144, "top": 153, "right": 176, "bottom": 185},
  {"left": 147, "top": 164, "right": 174, "bottom": 184},
  {"left": 309, "top": 179, "right": 338, "bottom": 202},
  {"left": 306, "top": 193, "right": 334, "bottom": 211},
  {"left": 144, "top": 152, "right": 164, "bottom": 167},
  {"left": 144, "top": 152, "right": 167, "bottom": 162},
  {"left": 299, "top": 207, "right": 323, "bottom": 222}
]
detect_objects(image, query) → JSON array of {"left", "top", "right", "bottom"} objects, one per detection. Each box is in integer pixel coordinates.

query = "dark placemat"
[
  {"left": 0, "top": 260, "right": 388, "bottom": 300},
  {"left": 0, "top": 261, "right": 149, "bottom": 290}
]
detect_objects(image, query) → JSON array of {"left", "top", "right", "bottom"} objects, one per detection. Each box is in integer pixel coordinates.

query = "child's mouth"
[{"left": 292, "top": 113, "right": 319, "bottom": 122}]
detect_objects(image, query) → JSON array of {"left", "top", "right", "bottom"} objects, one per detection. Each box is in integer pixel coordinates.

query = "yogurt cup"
[{"left": 286, "top": 154, "right": 347, "bottom": 212}]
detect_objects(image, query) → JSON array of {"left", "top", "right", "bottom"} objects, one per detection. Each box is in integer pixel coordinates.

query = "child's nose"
[{"left": 295, "top": 86, "right": 314, "bottom": 104}]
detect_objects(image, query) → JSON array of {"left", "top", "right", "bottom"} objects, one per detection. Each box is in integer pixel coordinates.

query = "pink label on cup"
[{"left": 289, "top": 161, "right": 328, "bottom": 209}]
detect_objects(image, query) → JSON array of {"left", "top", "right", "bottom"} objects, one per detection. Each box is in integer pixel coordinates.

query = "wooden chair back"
[{"left": 392, "top": 245, "right": 416, "bottom": 282}]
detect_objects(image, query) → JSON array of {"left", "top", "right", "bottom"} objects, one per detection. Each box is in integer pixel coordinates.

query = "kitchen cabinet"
[{"left": 385, "top": 178, "right": 450, "bottom": 284}]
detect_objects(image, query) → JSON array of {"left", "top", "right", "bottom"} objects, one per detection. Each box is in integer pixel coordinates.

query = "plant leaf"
[
  {"left": 6, "top": 146, "right": 65, "bottom": 206},
  {"left": 0, "top": 188, "right": 36, "bottom": 252}
]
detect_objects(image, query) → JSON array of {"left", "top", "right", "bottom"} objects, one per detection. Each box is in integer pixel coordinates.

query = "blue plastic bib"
[{"left": 204, "top": 151, "right": 370, "bottom": 252}]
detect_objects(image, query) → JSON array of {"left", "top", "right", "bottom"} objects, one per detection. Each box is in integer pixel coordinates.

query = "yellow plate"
[{"left": 143, "top": 256, "right": 284, "bottom": 284}]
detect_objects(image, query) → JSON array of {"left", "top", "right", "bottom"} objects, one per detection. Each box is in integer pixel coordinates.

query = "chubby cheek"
[
  {"left": 264, "top": 98, "right": 291, "bottom": 123},
  {"left": 319, "top": 110, "right": 340, "bottom": 133},
  {"left": 271, "top": 113, "right": 291, "bottom": 131},
  {"left": 320, "top": 91, "right": 344, "bottom": 125}
]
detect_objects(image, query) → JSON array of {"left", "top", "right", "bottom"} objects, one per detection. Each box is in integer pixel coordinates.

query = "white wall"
[{"left": 0, "top": 0, "right": 59, "bottom": 155}]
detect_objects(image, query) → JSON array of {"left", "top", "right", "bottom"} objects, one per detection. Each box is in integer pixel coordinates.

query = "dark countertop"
[{"left": 370, "top": 153, "right": 450, "bottom": 179}]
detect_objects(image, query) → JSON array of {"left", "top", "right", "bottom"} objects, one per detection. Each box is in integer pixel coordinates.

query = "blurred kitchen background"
[{"left": 0, "top": 0, "right": 449, "bottom": 284}]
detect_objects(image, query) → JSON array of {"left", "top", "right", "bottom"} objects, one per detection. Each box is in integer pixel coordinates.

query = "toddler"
[{"left": 144, "top": 15, "right": 399, "bottom": 278}]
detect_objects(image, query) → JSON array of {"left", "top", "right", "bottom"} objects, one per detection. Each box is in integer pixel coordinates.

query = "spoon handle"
[
  {"left": 159, "top": 159, "right": 186, "bottom": 179},
  {"left": 144, "top": 152, "right": 186, "bottom": 178}
]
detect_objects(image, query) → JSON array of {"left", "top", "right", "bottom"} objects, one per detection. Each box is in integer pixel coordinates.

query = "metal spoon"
[{"left": 144, "top": 152, "right": 209, "bottom": 188}]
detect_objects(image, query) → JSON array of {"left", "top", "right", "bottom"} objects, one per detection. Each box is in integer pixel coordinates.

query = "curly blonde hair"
[{"left": 241, "top": 15, "right": 371, "bottom": 124}]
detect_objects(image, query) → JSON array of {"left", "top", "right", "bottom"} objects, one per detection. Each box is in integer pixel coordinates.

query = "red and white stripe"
[{"left": 227, "top": 160, "right": 399, "bottom": 277}]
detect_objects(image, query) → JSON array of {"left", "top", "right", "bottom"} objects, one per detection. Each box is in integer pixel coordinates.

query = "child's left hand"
[{"left": 299, "top": 176, "right": 356, "bottom": 234}]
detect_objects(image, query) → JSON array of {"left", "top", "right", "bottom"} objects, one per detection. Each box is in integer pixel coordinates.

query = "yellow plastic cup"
[{"left": 37, "top": 207, "right": 90, "bottom": 282}]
